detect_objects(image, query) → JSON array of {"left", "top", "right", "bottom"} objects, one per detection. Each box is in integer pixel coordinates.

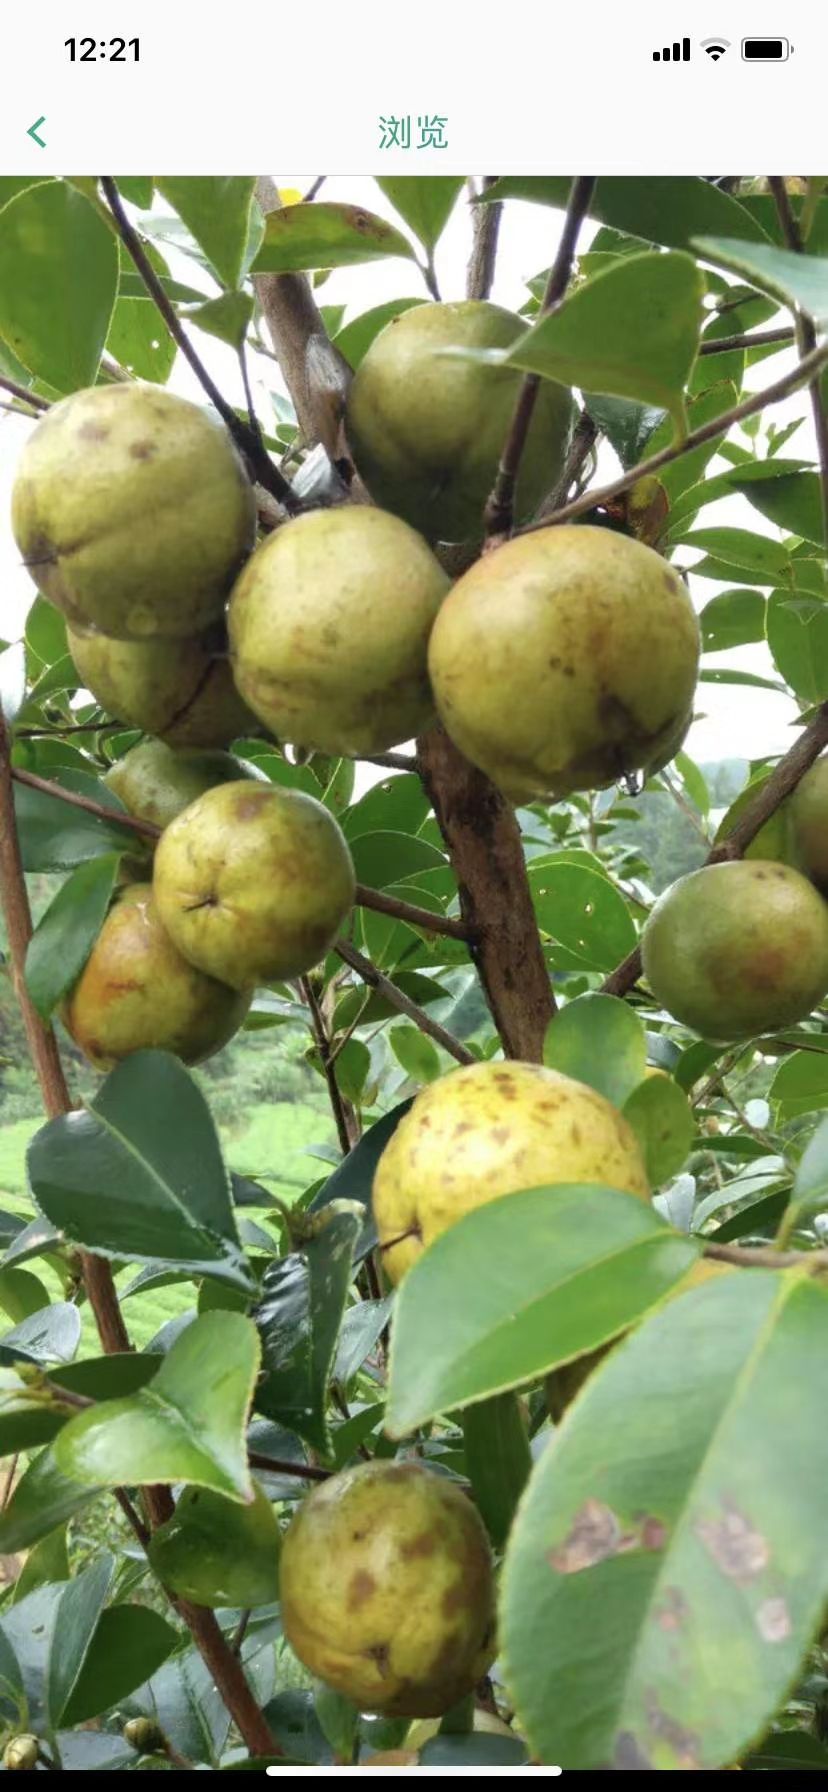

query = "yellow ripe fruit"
[
  {"left": 280, "top": 1460, "right": 495, "bottom": 1717},
  {"left": 153, "top": 781, "right": 355, "bottom": 990},
  {"left": 61, "top": 884, "right": 250, "bottom": 1071},
  {"left": 13, "top": 385, "right": 255, "bottom": 639},
  {"left": 67, "top": 626, "right": 259, "bottom": 749},
  {"left": 428, "top": 525, "right": 699, "bottom": 803},
  {"left": 641, "top": 860, "right": 828, "bottom": 1041},
  {"left": 228, "top": 507, "right": 450, "bottom": 756},
  {"left": 373, "top": 1060, "right": 650, "bottom": 1284},
  {"left": 345, "top": 300, "right": 573, "bottom": 544}
]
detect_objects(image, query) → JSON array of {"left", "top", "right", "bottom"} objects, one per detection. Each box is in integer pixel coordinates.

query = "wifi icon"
[{"left": 702, "top": 37, "right": 730, "bottom": 60}]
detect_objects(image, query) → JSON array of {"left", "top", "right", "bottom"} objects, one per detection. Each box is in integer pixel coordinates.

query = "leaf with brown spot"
[
  {"left": 251, "top": 202, "right": 417, "bottom": 274},
  {"left": 500, "top": 1267, "right": 828, "bottom": 1770}
]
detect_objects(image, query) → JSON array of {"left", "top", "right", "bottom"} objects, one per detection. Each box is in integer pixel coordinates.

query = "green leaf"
[
  {"left": 0, "top": 1302, "right": 80, "bottom": 1366},
  {"left": 28, "top": 1050, "right": 252, "bottom": 1291},
  {"left": 0, "top": 1266, "right": 51, "bottom": 1325},
  {"left": 146, "top": 1481, "right": 282, "bottom": 1609},
  {"left": 376, "top": 177, "right": 464, "bottom": 252},
  {"left": 349, "top": 829, "right": 446, "bottom": 887},
  {"left": 14, "top": 779, "right": 137, "bottom": 872},
  {"left": 12, "top": 1525, "right": 70, "bottom": 1603},
  {"left": 182, "top": 291, "right": 255, "bottom": 350},
  {"left": 730, "top": 470, "right": 826, "bottom": 549},
  {"left": 420, "top": 1734, "right": 528, "bottom": 1768},
  {"left": 767, "top": 591, "right": 828, "bottom": 702},
  {"left": 25, "top": 595, "right": 68, "bottom": 668},
  {"left": 684, "top": 526, "right": 790, "bottom": 583},
  {"left": 106, "top": 295, "right": 175, "bottom": 383},
  {"left": 308, "top": 1100, "right": 413, "bottom": 1253},
  {"left": 700, "top": 588, "right": 767, "bottom": 652},
  {"left": 54, "top": 1311, "right": 260, "bottom": 1501},
  {"left": 47, "top": 1553, "right": 114, "bottom": 1726},
  {"left": 0, "top": 1364, "right": 71, "bottom": 1456},
  {"left": 485, "top": 177, "right": 769, "bottom": 252},
  {"left": 115, "top": 177, "right": 153, "bottom": 208},
  {"left": 0, "top": 642, "right": 27, "bottom": 724},
  {"left": 694, "top": 236, "right": 828, "bottom": 327},
  {"left": 500, "top": 1268, "right": 828, "bottom": 1771},
  {"left": 389, "top": 1024, "right": 442, "bottom": 1083},
  {"left": 330, "top": 1037, "right": 371, "bottom": 1105},
  {"left": 0, "top": 181, "right": 118, "bottom": 389},
  {"left": 385, "top": 1186, "right": 698, "bottom": 1436},
  {"left": 531, "top": 863, "right": 637, "bottom": 972},
  {"left": 649, "top": 379, "right": 740, "bottom": 503},
  {"left": 252, "top": 203, "right": 417, "bottom": 273},
  {"left": 254, "top": 1210, "right": 360, "bottom": 1453},
  {"left": 582, "top": 394, "right": 663, "bottom": 469},
  {"left": 623, "top": 1076, "right": 695, "bottom": 1186},
  {"left": 62, "top": 1606, "right": 179, "bottom": 1725},
  {"left": 155, "top": 178, "right": 256, "bottom": 289},
  {"left": 0, "top": 1445, "right": 101, "bottom": 1554},
  {"left": 461, "top": 1393, "right": 532, "bottom": 1550},
  {"left": 24, "top": 854, "right": 120, "bottom": 1020},
  {"left": 335, "top": 298, "right": 425, "bottom": 369},
  {"left": 543, "top": 995, "right": 647, "bottom": 1108},
  {"left": 504, "top": 253, "right": 703, "bottom": 431},
  {"left": 792, "top": 1114, "right": 828, "bottom": 1210}
]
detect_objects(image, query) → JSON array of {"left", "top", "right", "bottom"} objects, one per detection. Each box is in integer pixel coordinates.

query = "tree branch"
[
  {"left": 702, "top": 1241, "right": 828, "bottom": 1270},
  {"left": 252, "top": 177, "right": 354, "bottom": 462},
  {"left": 299, "top": 975, "right": 358, "bottom": 1153},
  {"left": 248, "top": 1450, "right": 331, "bottom": 1482},
  {"left": 699, "top": 325, "right": 795, "bottom": 357},
  {"left": 467, "top": 178, "right": 503, "bottom": 302},
  {"left": 769, "top": 177, "right": 828, "bottom": 546},
  {"left": 602, "top": 700, "right": 828, "bottom": 998},
  {"left": 0, "top": 374, "right": 48, "bottom": 413},
  {"left": 522, "top": 337, "right": 828, "bottom": 536},
  {"left": 484, "top": 176, "right": 596, "bottom": 540},
  {"left": 334, "top": 938, "right": 474, "bottom": 1065},
  {"left": 354, "top": 882, "right": 471, "bottom": 941},
  {"left": 99, "top": 177, "right": 299, "bottom": 516},
  {"left": 11, "top": 766, "right": 160, "bottom": 839}
]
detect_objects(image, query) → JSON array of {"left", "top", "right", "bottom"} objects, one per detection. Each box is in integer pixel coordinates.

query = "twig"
[
  {"left": 536, "top": 410, "right": 598, "bottom": 518},
  {"left": 11, "top": 766, "right": 160, "bottom": 839},
  {"left": 602, "top": 701, "right": 828, "bottom": 997},
  {"left": 352, "top": 750, "right": 418, "bottom": 773},
  {"left": 354, "top": 882, "right": 471, "bottom": 942},
  {"left": 699, "top": 325, "right": 795, "bottom": 357},
  {"left": 769, "top": 177, "right": 828, "bottom": 546},
  {"left": 99, "top": 177, "right": 300, "bottom": 516},
  {"left": 299, "top": 975, "right": 358, "bottom": 1153},
  {"left": 484, "top": 175, "right": 596, "bottom": 540},
  {"left": 231, "top": 1610, "right": 252, "bottom": 1658},
  {"left": 0, "top": 1455, "right": 18, "bottom": 1511},
  {"left": 248, "top": 1450, "right": 331, "bottom": 1482},
  {"left": 521, "top": 337, "right": 828, "bottom": 537},
  {"left": 0, "top": 374, "right": 49, "bottom": 413},
  {"left": 703, "top": 1241, "right": 828, "bottom": 1270},
  {"left": 114, "top": 1485, "right": 152, "bottom": 1550},
  {"left": 303, "top": 177, "right": 327, "bottom": 202},
  {"left": 467, "top": 177, "right": 502, "bottom": 302},
  {"left": 335, "top": 938, "right": 474, "bottom": 1065},
  {"left": 0, "top": 715, "right": 133, "bottom": 1355}
]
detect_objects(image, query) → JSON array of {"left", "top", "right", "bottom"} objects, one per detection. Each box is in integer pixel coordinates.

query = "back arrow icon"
[{"left": 27, "top": 116, "right": 46, "bottom": 148}]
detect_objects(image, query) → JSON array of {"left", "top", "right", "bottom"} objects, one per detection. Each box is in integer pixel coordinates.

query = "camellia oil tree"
[{"left": 1, "top": 172, "right": 828, "bottom": 1770}]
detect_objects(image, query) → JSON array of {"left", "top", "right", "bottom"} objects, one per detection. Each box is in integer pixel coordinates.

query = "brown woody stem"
[
  {"left": 0, "top": 374, "right": 49, "bottom": 413},
  {"left": 335, "top": 938, "right": 474, "bottom": 1065},
  {"left": 299, "top": 975, "right": 359, "bottom": 1153}
]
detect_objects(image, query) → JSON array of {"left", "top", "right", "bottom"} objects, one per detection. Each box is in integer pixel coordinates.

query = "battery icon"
[{"left": 742, "top": 37, "right": 791, "bottom": 60}]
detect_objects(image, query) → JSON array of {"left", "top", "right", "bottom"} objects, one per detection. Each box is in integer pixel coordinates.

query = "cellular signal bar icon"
[{"left": 653, "top": 37, "right": 691, "bottom": 61}]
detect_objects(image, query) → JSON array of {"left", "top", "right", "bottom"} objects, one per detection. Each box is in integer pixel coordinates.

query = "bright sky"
[{"left": 0, "top": 177, "right": 808, "bottom": 771}]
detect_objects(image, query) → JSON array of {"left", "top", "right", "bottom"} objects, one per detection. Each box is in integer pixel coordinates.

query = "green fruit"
[
  {"left": 641, "top": 860, "right": 828, "bottom": 1042},
  {"left": 13, "top": 385, "right": 256, "bottom": 639},
  {"left": 61, "top": 884, "right": 250, "bottom": 1070},
  {"left": 147, "top": 1481, "right": 281, "bottom": 1608},
  {"left": 280, "top": 1460, "right": 495, "bottom": 1717},
  {"left": 153, "top": 782, "right": 356, "bottom": 989},
  {"left": 68, "top": 626, "right": 259, "bottom": 748},
  {"left": 373, "top": 1060, "right": 650, "bottom": 1284},
  {"left": 228, "top": 507, "right": 450, "bottom": 755},
  {"left": 345, "top": 301, "right": 573, "bottom": 543},
  {"left": 123, "top": 1719, "right": 166, "bottom": 1755},
  {"left": 786, "top": 757, "right": 828, "bottom": 894},
  {"left": 104, "top": 739, "right": 264, "bottom": 831},
  {"left": 3, "top": 1736, "right": 40, "bottom": 1771},
  {"left": 428, "top": 525, "right": 700, "bottom": 803}
]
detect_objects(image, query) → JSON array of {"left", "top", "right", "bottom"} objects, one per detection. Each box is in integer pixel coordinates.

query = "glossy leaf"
[
  {"left": 255, "top": 1209, "right": 360, "bottom": 1452},
  {"left": 532, "top": 864, "right": 637, "bottom": 971},
  {"left": 462, "top": 1393, "right": 532, "bottom": 1550},
  {"left": 695, "top": 237, "right": 828, "bottom": 328},
  {"left": 252, "top": 203, "right": 416, "bottom": 273},
  {"left": 106, "top": 294, "right": 175, "bottom": 383},
  {"left": 767, "top": 591, "right": 828, "bottom": 703},
  {"left": 506, "top": 252, "right": 703, "bottom": 430},
  {"left": 731, "top": 469, "right": 826, "bottom": 549},
  {"left": 0, "top": 1444, "right": 101, "bottom": 1555},
  {"left": 335, "top": 297, "right": 424, "bottom": 369},
  {"left": 28, "top": 1050, "right": 252, "bottom": 1291},
  {"left": 182, "top": 290, "right": 255, "bottom": 349},
  {"left": 385, "top": 1185, "right": 698, "bottom": 1436},
  {"left": 156, "top": 177, "right": 256, "bottom": 288},
  {"left": 62, "top": 1606, "right": 179, "bottom": 1725},
  {"left": 14, "top": 779, "right": 137, "bottom": 872},
  {"left": 500, "top": 1269, "right": 828, "bottom": 1770},
  {"left": 25, "top": 853, "right": 121, "bottom": 1019},
  {"left": 700, "top": 588, "right": 766, "bottom": 653},
  {"left": 0, "top": 1301, "right": 80, "bottom": 1366},
  {"left": 47, "top": 1553, "right": 114, "bottom": 1726},
  {"left": 543, "top": 994, "right": 647, "bottom": 1108},
  {"left": 308, "top": 1098, "right": 413, "bottom": 1251},
  {"left": 376, "top": 177, "right": 464, "bottom": 252},
  {"left": 54, "top": 1311, "right": 260, "bottom": 1501},
  {"left": 0, "top": 181, "right": 118, "bottom": 388},
  {"left": 389, "top": 1023, "right": 442, "bottom": 1083},
  {"left": 147, "top": 1482, "right": 282, "bottom": 1610},
  {"left": 623, "top": 1076, "right": 695, "bottom": 1186},
  {"left": 485, "top": 176, "right": 768, "bottom": 251}
]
